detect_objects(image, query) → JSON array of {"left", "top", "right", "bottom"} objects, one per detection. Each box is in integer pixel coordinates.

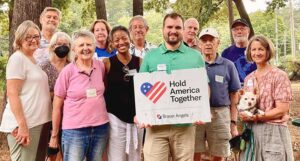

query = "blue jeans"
[{"left": 62, "top": 123, "right": 108, "bottom": 161}]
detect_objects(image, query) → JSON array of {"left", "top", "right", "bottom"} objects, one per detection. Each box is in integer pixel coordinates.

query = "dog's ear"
[
  {"left": 253, "top": 88, "right": 258, "bottom": 95},
  {"left": 239, "top": 89, "right": 245, "bottom": 96}
]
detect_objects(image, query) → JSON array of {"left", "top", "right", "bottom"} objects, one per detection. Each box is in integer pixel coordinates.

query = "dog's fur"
[{"left": 237, "top": 89, "right": 264, "bottom": 116}]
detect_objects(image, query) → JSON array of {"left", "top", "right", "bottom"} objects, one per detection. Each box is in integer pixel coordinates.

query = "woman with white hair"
[
  {"left": 38, "top": 31, "right": 72, "bottom": 161},
  {"left": 49, "top": 30, "right": 108, "bottom": 161}
]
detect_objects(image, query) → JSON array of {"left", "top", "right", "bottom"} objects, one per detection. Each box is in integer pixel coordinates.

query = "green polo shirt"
[
  {"left": 140, "top": 42, "right": 205, "bottom": 73},
  {"left": 140, "top": 42, "right": 205, "bottom": 126}
]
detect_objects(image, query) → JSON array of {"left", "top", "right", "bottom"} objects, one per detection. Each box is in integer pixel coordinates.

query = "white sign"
[{"left": 134, "top": 68, "right": 211, "bottom": 125}]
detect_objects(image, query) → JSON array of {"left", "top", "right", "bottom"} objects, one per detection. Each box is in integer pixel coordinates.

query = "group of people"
[{"left": 0, "top": 6, "right": 294, "bottom": 161}]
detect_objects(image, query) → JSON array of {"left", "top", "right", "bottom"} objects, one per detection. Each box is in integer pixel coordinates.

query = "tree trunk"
[
  {"left": 133, "top": 0, "right": 143, "bottom": 16},
  {"left": 227, "top": 0, "right": 234, "bottom": 44},
  {"left": 233, "top": 0, "right": 254, "bottom": 38},
  {"left": 95, "top": 0, "right": 107, "bottom": 20}
]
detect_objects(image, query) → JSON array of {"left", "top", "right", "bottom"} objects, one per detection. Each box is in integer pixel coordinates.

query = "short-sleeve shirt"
[
  {"left": 140, "top": 42, "right": 205, "bottom": 73},
  {"left": 206, "top": 55, "right": 241, "bottom": 107},
  {"left": 54, "top": 59, "right": 108, "bottom": 129},
  {"left": 222, "top": 45, "right": 256, "bottom": 83},
  {"left": 129, "top": 41, "right": 156, "bottom": 58},
  {"left": 93, "top": 47, "right": 117, "bottom": 60},
  {"left": 0, "top": 51, "right": 51, "bottom": 132},
  {"left": 39, "top": 60, "right": 60, "bottom": 92},
  {"left": 34, "top": 34, "right": 50, "bottom": 63},
  {"left": 243, "top": 67, "right": 292, "bottom": 126}
]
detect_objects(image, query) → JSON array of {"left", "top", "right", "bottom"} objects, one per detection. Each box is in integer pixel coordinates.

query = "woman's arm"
[
  {"left": 7, "top": 79, "right": 30, "bottom": 146},
  {"left": 49, "top": 95, "right": 64, "bottom": 148},
  {"left": 255, "top": 101, "right": 290, "bottom": 121}
]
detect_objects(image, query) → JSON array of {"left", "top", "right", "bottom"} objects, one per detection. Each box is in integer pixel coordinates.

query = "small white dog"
[{"left": 237, "top": 89, "right": 264, "bottom": 117}]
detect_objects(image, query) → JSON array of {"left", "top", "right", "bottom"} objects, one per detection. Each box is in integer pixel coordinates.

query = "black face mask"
[{"left": 54, "top": 45, "right": 69, "bottom": 58}]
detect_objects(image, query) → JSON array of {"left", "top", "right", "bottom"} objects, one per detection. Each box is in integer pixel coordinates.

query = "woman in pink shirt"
[
  {"left": 239, "top": 35, "right": 293, "bottom": 161},
  {"left": 49, "top": 30, "right": 109, "bottom": 161}
]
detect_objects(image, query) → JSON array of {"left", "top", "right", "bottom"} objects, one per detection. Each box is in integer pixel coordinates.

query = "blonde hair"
[
  {"left": 13, "top": 20, "right": 41, "bottom": 51},
  {"left": 89, "top": 19, "right": 113, "bottom": 53},
  {"left": 40, "top": 7, "right": 61, "bottom": 19},
  {"left": 49, "top": 32, "right": 72, "bottom": 62},
  {"left": 246, "top": 35, "right": 275, "bottom": 62}
]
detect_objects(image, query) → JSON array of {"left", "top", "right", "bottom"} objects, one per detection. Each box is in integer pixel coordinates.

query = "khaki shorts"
[
  {"left": 195, "top": 107, "right": 231, "bottom": 157},
  {"left": 144, "top": 125, "right": 195, "bottom": 161}
]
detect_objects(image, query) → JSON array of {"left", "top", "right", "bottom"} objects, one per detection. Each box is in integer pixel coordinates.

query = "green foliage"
[
  {"left": 278, "top": 55, "right": 300, "bottom": 80},
  {"left": 0, "top": 55, "right": 7, "bottom": 93},
  {"left": 58, "top": 0, "right": 96, "bottom": 35},
  {"left": 145, "top": 0, "right": 224, "bottom": 27},
  {"left": 266, "top": 0, "right": 287, "bottom": 12},
  {"left": 106, "top": 0, "right": 132, "bottom": 26}
]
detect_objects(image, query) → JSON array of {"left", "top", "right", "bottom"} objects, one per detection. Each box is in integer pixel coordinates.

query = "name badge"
[
  {"left": 126, "top": 69, "right": 137, "bottom": 76},
  {"left": 157, "top": 64, "right": 167, "bottom": 71},
  {"left": 86, "top": 88, "right": 97, "bottom": 98},
  {"left": 215, "top": 75, "right": 224, "bottom": 83},
  {"left": 247, "top": 79, "right": 254, "bottom": 87}
]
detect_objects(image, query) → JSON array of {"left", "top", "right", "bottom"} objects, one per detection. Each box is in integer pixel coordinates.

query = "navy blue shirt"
[
  {"left": 206, "top": 55, "right": 241, "bottom": 107},
  {"left": 221, "top": 45, "right": 256, "bottom": 83}
]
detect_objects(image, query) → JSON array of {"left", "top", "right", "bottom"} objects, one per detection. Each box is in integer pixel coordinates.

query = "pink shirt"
[
  {"left": 54, "top": 59, "right": 108, "bottom": 129},
  {"left": 244, "top": 67, "right": 292, "bottom": 126}
]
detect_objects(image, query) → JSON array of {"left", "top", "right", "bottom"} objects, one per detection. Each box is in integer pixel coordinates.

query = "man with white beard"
[
  {"left": 221, "top": 19, "right": 256, "bottom": 84},
  {"left": 34, "top": 7, "right": 61, "bottom": 63}
]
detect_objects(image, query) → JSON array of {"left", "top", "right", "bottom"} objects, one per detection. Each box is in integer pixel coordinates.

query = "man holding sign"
[
  {"left": 194, "top": 28, "right": 241, "bottom": 161},
  {"left": 136, "top": 12, "right": 207, "bottom": 161}
]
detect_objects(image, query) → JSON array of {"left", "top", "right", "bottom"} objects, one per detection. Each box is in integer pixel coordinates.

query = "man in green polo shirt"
[{"left": 139, "top": 12, "right": 206, "bottom": 161}]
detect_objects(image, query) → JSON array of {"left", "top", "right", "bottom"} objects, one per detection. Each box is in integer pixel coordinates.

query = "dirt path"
[{"left": 0, "top": 82, "right": 300, "bottom": 161}]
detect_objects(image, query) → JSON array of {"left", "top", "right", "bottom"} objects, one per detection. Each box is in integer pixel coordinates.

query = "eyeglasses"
[
  {"left": 122, "top": 65, "right": 130, "bottom": 82},
  {"left": 24, "top": 35, "right": 41, "bottom": 42}
]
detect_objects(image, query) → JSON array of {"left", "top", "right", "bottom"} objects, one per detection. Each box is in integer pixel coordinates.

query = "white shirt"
[{"left": 0, "top": 51, "right": 51, "bottom": 132}]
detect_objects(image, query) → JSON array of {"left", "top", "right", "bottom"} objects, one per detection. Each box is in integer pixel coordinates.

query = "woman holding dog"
[{"left": 239, "top": 35, "right": 294, "bottom": 161}]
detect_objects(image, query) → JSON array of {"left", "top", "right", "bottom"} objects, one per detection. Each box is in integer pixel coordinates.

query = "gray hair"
[
  {"left": 72, "top": 30, "right": 96, "bottom": 47},
  {"left": 128, "top": 15, "right": 149, "bottom": 31},
  {"left": 40, "top": 7, "right": 61, "bottom": 19},
  {"left": 49, "top": 32, "right": 72, "bottom": 62}
]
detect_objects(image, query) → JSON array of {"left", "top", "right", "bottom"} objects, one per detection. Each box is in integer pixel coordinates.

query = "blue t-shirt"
[
  {"left": 94, "top": 47, "right": 117, "bottom": 59},
  {"left": 206, "top": 55, "right": 241, "bottom": 107},
  {"left": 221, "top": 45, "right": 256, "bottom": 83}
]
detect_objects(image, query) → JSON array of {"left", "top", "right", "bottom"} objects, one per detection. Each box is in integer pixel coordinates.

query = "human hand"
[
  {"left": 230, "top": 124, "right": 239, "bottom": 137},
  {"left": 239, "top": 112, "right": 255, "bottom": 122},
  {"left": 193, "top": 120, "right": 205, "bottom": 126},
  {"left": 134, "top": 116, "right": 152, "bottom": 128},
  {"left": 14, "top": 125, "right": 30, "bottom": 146},
  {"left": 49, "top": 135, "right": 59, "bottom": 148}
]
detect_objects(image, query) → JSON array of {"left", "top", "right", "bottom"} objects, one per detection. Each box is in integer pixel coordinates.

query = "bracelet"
[{"left": 230, "top": 120, "right": 237, "bottom": 125}]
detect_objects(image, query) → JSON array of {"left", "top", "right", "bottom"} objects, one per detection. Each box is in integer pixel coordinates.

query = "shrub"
[{"left": 278, "top": 55, "right": 300, "bottom": 80}]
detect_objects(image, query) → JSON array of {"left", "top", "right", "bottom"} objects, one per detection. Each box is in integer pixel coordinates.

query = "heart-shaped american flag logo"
[{"left": 140, "top": 81, "right": 167, "bottom": 103}]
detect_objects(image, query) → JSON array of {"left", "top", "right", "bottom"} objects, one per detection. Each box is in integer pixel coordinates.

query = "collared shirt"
[
  {"left": 140, "top": 42, "right": 205, "bottom": 73},
  {"left": 129, "top": 41, "right": 156, "bottom": 58},
  {"left": 34, "top": 34, "right": 50, "bottom": 63},
  {"left": 221, "top": 44, "right": 256, "bottom": 83},
  {"left": 205, "top": 55, "right": 241, "bottom": 107},
  {"left": 54, "top": 59, "right": 109, "bottom": 129},
  {"left": 184, "top": 38, "right": 200, "bottom": 51}
]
